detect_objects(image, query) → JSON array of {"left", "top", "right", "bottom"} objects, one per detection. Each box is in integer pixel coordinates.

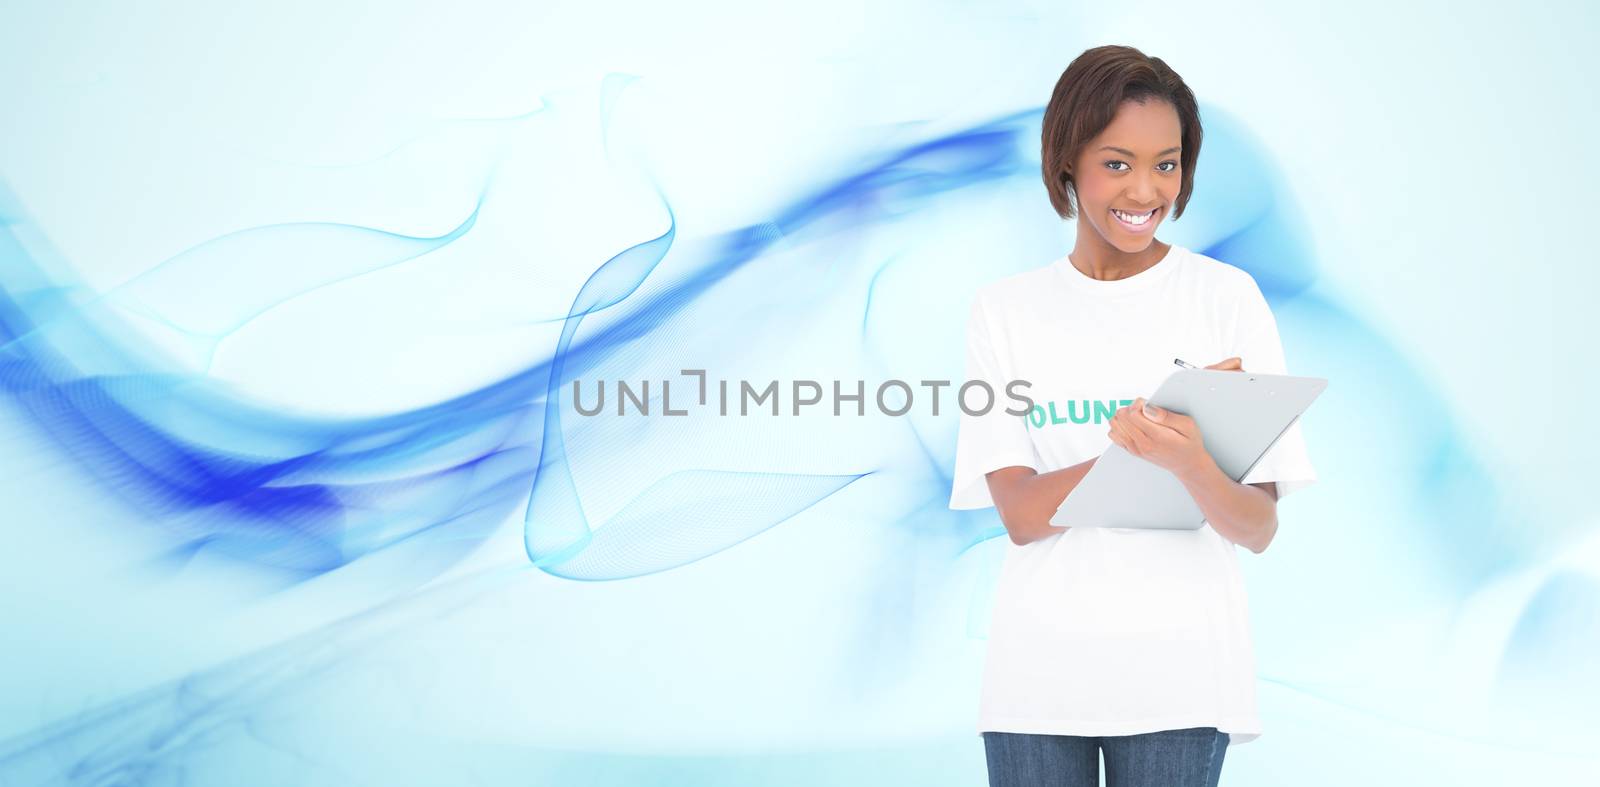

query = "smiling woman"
[{"left": 952, "top": 44, "right": 1319, "bottom": 787}]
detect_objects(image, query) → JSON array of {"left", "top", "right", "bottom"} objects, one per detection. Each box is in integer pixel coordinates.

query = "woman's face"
[{"left": 1070, "top": 98, "right": 1184, "bottom": 253}]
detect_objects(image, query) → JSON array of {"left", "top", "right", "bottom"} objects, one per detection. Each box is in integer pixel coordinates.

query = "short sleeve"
[
  {"left": 1232, "top": 276, "right": 1319, "bottom": 500},
  {"left": 948, "top": 293, "right": 1042, "bottom": 510}
]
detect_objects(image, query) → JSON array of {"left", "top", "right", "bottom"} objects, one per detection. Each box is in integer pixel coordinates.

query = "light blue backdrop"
[{"left": 1, "top": 1, "right": 1595, "bottom": 785}]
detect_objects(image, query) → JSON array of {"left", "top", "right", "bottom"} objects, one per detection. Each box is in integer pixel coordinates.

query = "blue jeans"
[{"left": 982, "top": 727, "right": 1229, "bottom": 787}]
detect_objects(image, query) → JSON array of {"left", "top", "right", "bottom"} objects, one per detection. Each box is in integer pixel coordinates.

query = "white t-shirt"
[{"left": 948, "top": 244, "right": 1317, "bottom": 747}]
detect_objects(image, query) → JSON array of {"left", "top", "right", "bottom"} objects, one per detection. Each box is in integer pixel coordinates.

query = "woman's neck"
[{"left": 1069, "top": 229, "right": 1171, "bottom": 282}]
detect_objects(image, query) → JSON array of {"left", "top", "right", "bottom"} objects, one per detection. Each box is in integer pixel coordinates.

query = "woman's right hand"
[{"left": 1207, "top": 356, "right": 1244, "bottom": 372}]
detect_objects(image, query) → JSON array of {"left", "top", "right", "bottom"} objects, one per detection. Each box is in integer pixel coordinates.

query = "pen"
[{"left": 1173, "top": 358, "right": 1199, "bottom": 369}]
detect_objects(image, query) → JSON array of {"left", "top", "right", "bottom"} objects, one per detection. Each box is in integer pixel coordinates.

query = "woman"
[{"left": 948, "top": 45, "right": 1318, "bottom": 787}]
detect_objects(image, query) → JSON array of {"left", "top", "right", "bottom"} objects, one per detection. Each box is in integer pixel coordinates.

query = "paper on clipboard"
[{"left": 1048, "top": 368, "right": 1327, "bottom": 530}]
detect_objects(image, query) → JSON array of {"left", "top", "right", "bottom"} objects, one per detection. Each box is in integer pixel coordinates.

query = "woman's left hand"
[{"left": 1107, "top": 397, "right": 1214, "bottom": 479}]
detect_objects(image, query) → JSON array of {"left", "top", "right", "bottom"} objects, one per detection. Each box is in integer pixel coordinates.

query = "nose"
[{"left": 1126, "top": 171, "right": 1158, "bottom": 205}]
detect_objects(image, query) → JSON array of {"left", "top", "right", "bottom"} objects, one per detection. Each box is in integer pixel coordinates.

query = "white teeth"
[{"left": 1113, "top": 209, "right": 1153, "bottom": 226}]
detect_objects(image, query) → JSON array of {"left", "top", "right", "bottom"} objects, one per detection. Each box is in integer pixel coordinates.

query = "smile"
[{"left": 1111, "top": 207, "right": 1158, "bottom": 232}]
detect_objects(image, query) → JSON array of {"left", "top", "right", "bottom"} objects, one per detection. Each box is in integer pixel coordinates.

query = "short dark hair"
[{"left": 1040, "top": 45, "right": 1203, "bottom": 220}]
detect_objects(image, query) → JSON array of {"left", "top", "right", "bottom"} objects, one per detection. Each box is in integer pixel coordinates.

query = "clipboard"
[{"left": 1048, "top": 368, "right": 1327, "bottom": 530}]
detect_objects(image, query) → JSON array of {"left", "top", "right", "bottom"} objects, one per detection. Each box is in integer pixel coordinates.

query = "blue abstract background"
[{"left": 1, "top": 1, "right": 1596, "bottom": 784}]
